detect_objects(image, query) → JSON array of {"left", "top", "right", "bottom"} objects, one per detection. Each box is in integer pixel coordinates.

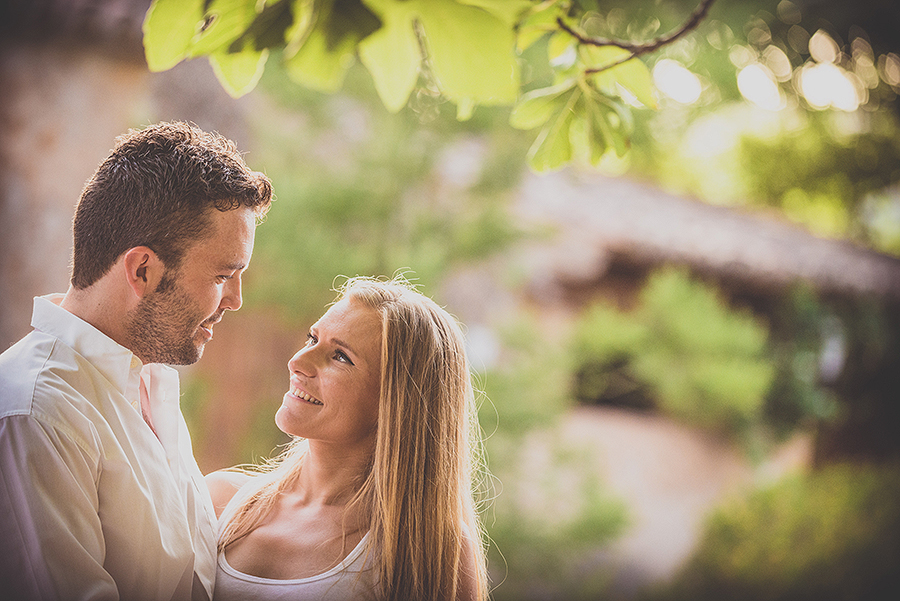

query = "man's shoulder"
[
  {"left": 0, "top": 330, "right": 56, "bottom": 417},
  {"left": 0, "top": 333, "right": 107, "bottom": 465},
  {"left": 0, "top": 332, "right": 101, "bottom": 433}
]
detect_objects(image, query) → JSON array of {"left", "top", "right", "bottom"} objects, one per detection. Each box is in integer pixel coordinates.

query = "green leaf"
[
  {"left": 283, "top": 0, "right": 381, "bottom": 93},
  {"left": 527, "top": 90, "right": 578, "bottom": 172},
  {"left": 417, "top": 0, "right": 519, "bottom": 106},
  {"left": 509, "top": 80, "right": 575, "bottom": 130},
  {"left": 232, "top": 0, "right": 293, "bottom": 51},
  {"left": 547, "top": 30, "right": 574, "bottom": 63},
  {"left": 285, "top": 0, "right": 316, "bottom": 55},
  {"left": 583, "top": 45, "right": 657, "bottom": 109},
  {"left": 143, "top": 0, "right": 205, "bottom": 71},
  {"left": 582, "top": 97, "right": 609, "bottom": 166},
  {"left": 588, "top": 94, "right": 632, "bottom": 157},
  {"left": 209, "top": 47, "right": 269, "bottom": 97},
  {"left": 516, "top": 2, "right": 562, "bottom": 53},
  {"left": 283, "top": 21, "right": 356, "bottom": 92},
  {"left": 189, "top": 0, "right": 257, "bottom": 57},
  {"left": 358, "top": 1, "right": 420, "bottom": 113},
  {"left": 456, "top": 98, "right": 476, "bottom": 121},
  {"left": 322, "top": 0, "right": 382, "bottom": 50},
  {"left": 458, "top": 0, "right": 532, "bottom": 26}
]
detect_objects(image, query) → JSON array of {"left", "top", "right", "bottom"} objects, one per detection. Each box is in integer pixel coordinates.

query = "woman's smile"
[{"left": 287, "top": 386, "right": 323, "bottom": 406}]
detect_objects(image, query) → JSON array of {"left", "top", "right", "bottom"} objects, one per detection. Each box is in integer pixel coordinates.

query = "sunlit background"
[{"left": 1, "top": 0, "right": 899, "bottom": 600}]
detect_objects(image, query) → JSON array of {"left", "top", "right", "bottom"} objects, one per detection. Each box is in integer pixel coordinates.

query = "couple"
[{"left": 0, "top": 122, "right": 489, "bottom": 601}]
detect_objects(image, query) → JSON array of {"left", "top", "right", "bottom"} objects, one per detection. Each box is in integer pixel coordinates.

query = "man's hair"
[{"left": 70, "top": 121, "right": 273, "bottom": 289}]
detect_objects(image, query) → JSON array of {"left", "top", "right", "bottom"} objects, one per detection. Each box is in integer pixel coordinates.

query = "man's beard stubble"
[{"left": 124, "top": 274, "right": 215, "bottom": 366}]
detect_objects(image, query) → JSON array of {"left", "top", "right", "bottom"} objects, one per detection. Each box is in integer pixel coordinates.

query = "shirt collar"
[{"left": 31, "top": 293, "right": 142, "bottom": 394}]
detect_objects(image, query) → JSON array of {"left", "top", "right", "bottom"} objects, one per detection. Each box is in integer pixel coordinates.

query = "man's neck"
[{"left": 61, "top": 283, "right": 130, "bottom": 353}]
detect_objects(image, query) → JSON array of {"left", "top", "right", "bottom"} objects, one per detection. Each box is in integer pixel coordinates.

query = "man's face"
[{"left": 125, "top": 207, "right": 256, "bottom": 365}]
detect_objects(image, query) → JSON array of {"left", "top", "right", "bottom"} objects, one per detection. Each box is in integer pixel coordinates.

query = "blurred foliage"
[
  {"left": 568, "top": 270, "right": 899, "bottom": 461},
  {"left": 764, "top": 285, "right": 840, "bottom": 441},
  {"left": 240, "top": 56, "right": 527, "bottom": 324},
  {"left": 479, "top": 315, "right": 629, "bottom": 601},
  {"left": 738, "top": 110, "right": 900, "bottom": 243},
  {"left": 642, "top": 462, "right": 900, "bottom": 601},
  {"left": 571, "top": 269, "right": 777, "bottom": 446},
  {"left": 179, "top": 371, "right": 211, "bottom": 454},
  {"left": 765, "top": 283, "right": 900, "bottom": 464},
  {"left": 144, "top": 0, "right": 900, "bottom": 251},
  {"left": 478, "top": 317, "right": 575, "bottom": 436},
  {"left": 618, "top": 0, "right": 900, "bottom": 254},
  {"left": 143, "top": 0, "right": 717, "bottom": 172},
  {"left": 815, "top": 296, "right": 900, "bottom": 463}
]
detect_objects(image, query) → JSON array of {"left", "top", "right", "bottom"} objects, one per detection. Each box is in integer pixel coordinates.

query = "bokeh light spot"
[
  {"left": 738, "top": 63, "right": 785, "bottom": 110},
  {"left": 653, "top": 59, "right": 702, "bottom": 104}
]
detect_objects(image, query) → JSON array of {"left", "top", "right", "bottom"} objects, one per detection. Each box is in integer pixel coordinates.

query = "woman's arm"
[
  {"left": 456, "top": 525, "right": 485, "bottom": 601},
  {"left": 205, "top": 470, "right": 252, "bottom": 519}
]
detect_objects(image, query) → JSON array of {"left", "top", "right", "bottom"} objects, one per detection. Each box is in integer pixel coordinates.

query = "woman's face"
[{"left": 276, "top": 297, "right": 383, "bottom": 448}]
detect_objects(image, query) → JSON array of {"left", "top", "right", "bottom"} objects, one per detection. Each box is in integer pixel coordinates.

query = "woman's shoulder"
[{"left": 205, "top": 469, "right": 255, "bottom": 518}]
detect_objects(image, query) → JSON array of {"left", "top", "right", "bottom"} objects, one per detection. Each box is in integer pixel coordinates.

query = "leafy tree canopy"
[
  {"left": 143, "top": 0, "right": 717, "bottom": 171},
  {"left": 144, "top": 0, "right": 900, "bottom": 252}
]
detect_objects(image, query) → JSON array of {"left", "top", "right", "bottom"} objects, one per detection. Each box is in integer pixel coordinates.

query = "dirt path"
[{"left": 559, "top": 405, "right": 812, "bottom": 597}]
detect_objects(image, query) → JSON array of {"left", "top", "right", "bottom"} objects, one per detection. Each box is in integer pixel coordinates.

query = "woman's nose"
[{"left": 288, "top": 345, "right": 315, "bottom": 376}]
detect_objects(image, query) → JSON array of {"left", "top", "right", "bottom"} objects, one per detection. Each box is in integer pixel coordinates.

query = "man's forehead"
[{"left": 187, "top": 209, "right": 255, "bottom": 263}]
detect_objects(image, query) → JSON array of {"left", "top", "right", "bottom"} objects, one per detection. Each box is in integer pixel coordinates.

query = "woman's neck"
[{"left": 291, "top": 440, "right": 372, "bottom": 508}]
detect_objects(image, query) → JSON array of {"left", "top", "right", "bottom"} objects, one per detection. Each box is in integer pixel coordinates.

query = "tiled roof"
[{"left": 516, "top": 170, "right": 900, "bottom": 303}]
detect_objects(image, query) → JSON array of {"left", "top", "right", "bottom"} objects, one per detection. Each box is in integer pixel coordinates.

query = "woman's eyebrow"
[{"left": 330, "top": 337, "right": 358, "bottom": 357}]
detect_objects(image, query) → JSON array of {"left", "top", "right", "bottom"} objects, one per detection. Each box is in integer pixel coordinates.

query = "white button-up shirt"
[{"left": 0, "top": 295, "right": 217, "bottom": 600}]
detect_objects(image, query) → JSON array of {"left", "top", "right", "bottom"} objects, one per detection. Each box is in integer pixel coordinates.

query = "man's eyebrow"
[{"left": 220, "top": 261, "right": 247, "bottom": 271}]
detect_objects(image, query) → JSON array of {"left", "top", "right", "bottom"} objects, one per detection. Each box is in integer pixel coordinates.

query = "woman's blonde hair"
[{"left": 218, "top": 276, "right": 489, "bottom": 601}]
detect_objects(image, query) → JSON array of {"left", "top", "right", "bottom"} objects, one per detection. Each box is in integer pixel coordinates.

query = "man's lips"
[{"left": 199, "top": 317, "right": 221, "bottom": 340}]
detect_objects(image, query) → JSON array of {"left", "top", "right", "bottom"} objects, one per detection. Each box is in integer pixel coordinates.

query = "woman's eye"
[{"left": 333, "top": 350, "right": 353, "bottom": 365}]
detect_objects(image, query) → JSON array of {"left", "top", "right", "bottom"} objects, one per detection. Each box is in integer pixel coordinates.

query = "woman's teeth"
[{"left": 291, "top": 387, "right": 322, "bottom": 405}]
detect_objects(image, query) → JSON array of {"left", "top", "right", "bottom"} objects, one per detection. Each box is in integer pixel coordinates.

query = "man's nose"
[{"left": 221, "top": 275, "right": 243, "bottom": 311}]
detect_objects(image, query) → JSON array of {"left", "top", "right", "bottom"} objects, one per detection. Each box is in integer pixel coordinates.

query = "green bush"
[
  {"left": 485, "top": 433, "right": 629, "bottom": 601},
  {"left": 481, "top": 315, "right": 629, "bottom": 600},
  {"left": 572, "top": 269, "right": 775, "bottom": 438},
  {"left": 644, "top": 463, "right": 900, "bottom": 601}
]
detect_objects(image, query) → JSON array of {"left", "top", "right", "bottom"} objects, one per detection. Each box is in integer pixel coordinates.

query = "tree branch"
[{"left": 557, "top": 0, "right": 717, "bottom": 74}]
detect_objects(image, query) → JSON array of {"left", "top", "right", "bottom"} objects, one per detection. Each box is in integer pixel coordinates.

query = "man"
[{"left": 0, "top": 121, "right": 273, "bottom": 600}]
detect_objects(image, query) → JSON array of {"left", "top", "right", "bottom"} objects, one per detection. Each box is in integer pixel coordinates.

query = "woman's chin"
[{"left": 274, "top": 404, "right": 306, "bottom": 438}]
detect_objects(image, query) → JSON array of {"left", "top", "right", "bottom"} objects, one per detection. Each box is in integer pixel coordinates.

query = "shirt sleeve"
[{"left": 0, "top": 414, "right": 117, "bottom": 600}]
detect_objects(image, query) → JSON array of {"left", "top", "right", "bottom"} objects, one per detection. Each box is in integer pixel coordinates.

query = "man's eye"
[{"left": 306, "top": 333, "right": 317, "bottom": 346}]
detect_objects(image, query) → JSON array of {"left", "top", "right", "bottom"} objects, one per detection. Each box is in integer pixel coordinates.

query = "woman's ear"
[{"left": 122, "top": 246, "right": 165, "bottom": 300}]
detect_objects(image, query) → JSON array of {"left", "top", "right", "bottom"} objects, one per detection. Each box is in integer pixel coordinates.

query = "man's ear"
[{"left": 122, "top": 246, "right": 165, "bottom": 299}]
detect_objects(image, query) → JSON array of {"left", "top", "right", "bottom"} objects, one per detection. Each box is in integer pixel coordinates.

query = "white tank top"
[
  {"left": 213, "top": 532, "right": 377, "bottom": 601},
  {"left": 213, "top": 484, "right": 378, "bottom": 600}
]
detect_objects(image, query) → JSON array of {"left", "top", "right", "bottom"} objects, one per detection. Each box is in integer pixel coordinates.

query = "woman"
[{"left": 207, "top": 276, "right": 490, "bottom": 601}]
